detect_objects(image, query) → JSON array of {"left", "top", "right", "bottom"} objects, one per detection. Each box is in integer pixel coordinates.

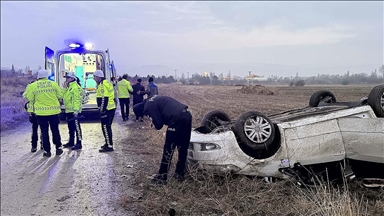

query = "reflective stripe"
[
  {"left": 75, "top": 119, "right": 82, "bottom": 141},
  {"left": 34, "top": 106, "right": 61, "bottom": 111},
  {"left": 103, "top": 124, "right": 110, "bottom": 146},
  {"left": 34, "top": 89, "right": 57, "bottom": 94}
]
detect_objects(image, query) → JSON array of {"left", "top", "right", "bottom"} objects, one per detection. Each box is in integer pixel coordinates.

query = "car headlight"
[{"left": 190, "top": 142, "right": 221, "bottom": 151}]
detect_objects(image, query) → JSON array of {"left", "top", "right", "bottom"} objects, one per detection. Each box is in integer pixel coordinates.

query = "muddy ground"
[{"left": 1, "top": 114, "right": 142, "bottom": 216}]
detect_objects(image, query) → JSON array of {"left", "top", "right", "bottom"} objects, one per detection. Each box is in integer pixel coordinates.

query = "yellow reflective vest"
[
  {"left": 26, "top": 78, "right": 63, "bottom": 116},
  {"left": 117, "top": 79, "right": 133, "bottom": 98},
  {"left": 96, "top": 79, "right": 116, "bottom": 111},
  {"left": 62, "top": 81, "right": 83, "bottom": 113},
  {"left": 22, "top": 81, "right": 35, "bottom": 113}
]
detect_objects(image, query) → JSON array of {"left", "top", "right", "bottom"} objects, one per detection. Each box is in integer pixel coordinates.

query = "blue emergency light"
[{"left": 68, "top": 42, "right": 94, "bottom": 50}]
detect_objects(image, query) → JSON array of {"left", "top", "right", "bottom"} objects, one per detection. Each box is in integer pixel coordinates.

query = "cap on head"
[
  {"left": 37, "top": 69, "right": 49, "bottom": 79},
  {"left": 93, "top": 70, "right": 104, "bottom": 78},
  {"left": 65, "top": 72, "right": 76, "bottom": 79},
  {"left": 122, "top": 74, "right": 128, "bottom": 79}
]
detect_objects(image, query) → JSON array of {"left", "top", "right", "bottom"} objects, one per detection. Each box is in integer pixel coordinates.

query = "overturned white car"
[{"left": 188, "top": 84, "right": 384, "bottom": 184}]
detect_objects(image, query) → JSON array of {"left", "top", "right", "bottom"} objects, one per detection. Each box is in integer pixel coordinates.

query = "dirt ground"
[
  {"left": 1, "top": 83, "right": 383, "bottom": 215},
  {"left": 0, "top": 115, "right": 140, "bottom": 216}
]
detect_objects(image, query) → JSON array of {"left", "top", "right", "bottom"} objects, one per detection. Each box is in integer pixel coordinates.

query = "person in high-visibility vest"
[
  {"left": 26, "top": 69, "right": 64, "bottom": 157},
  {"left": 62, "top": 72, "right": 84, "bottom": 150},
  {"left": 93, "top": 70, "right": 116, "bottom": 152},
  {"left": 22, "top": 80, "right": 43, "bottom": 152},
  {"left": 117, "top": 74, "right": 133, "bottom": 121}
]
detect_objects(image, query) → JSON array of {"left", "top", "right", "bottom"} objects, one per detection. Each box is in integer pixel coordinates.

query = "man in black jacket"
[
  {"left": 131, "top": 78, "right": 146, "bottom": 121},
  {"left": 141, "top": 95, "right": 192, "bottom": 185}
]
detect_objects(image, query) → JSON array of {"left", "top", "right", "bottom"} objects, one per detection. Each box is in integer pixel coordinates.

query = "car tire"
[
  {"left": 367, "top": 84, "right": 384, "bottom": 117},
  {"left": 201, "top": 110, "right": 231, "bottom": 132},
  {"left": 232, "top": 111, "right": 275, "bottom": 151},
  {"left": 309, "top": 90, "right": 337, "bottom": 107}
]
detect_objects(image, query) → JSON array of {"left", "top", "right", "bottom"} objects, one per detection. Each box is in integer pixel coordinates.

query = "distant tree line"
[{"left": 2, "top": 65, "right": 384, "bottom": 86}]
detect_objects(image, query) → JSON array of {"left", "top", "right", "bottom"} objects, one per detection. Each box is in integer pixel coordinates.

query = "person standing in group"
[
  {"left": 117, "top": 74, "right": 133, "bottom": 121},
  {"left": 62, "top": 72, "right": 84, "bottom": 150},
  {"left": 22, "top": 80, "right": 43, "bottom": 153},
  {"left": 137, "top": 95, "right": 192, "bottom": 185},
  {"left": 131, "top": 78, "right": 146, "bottom": 121},
  {"left": 143, "top": 77, "right": 159, "bottom": 99},
  {"left": 93, "top": 70, "right": 116, "bottom": 152},
  {"left": 26, "top": 69, "right": 63, "bottom": 157}
]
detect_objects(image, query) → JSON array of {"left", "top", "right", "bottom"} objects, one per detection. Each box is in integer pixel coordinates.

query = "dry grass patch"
[
  {"left": 120, "top": 126, "right": 383, "bottom": 215},
  {"left": 0, "top": 76, "right": 32, "bottom": 131},
  {"left": 237, "top": 85, "right": 277, "bottom": 95},
  {"left": 116, "top": 84, "right": 383, "bottom": 215}
]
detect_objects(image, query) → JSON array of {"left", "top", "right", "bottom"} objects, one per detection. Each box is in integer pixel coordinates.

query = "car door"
[
  {"left": 339, "top": 118, "right": 384, "bottom": 164},
  {"left": 45, "top": 46, "right": 56, "bottom": 82}
]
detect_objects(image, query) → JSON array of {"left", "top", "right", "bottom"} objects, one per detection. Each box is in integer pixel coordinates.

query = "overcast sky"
[{"left": 1, "top": 1, "right": 383, "bottom": 77}]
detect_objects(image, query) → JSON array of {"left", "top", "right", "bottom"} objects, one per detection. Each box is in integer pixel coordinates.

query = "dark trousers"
[
  {"left": 133, "top": 100, "right": 142, "bottom": 107},
  {"left": 66, "top": 113, "right": 83, "bottom": 145},
  {"left": 133, "top": 100, "right": 144, "bottom": 120},
  {"left": 157, "top": 111, "right": 192, "bottom": 180},
  {"left": 29, "top": 114, "right": 42, "bottom": 148},
  {"left": 101, "top": 109, "right": 116, "bottom": 146},
  {"left": 119, "top": 98, "right": 130, "bottom": 119},
  {"left": 36, "top": 114, "right": 62, "bottom": 152}
]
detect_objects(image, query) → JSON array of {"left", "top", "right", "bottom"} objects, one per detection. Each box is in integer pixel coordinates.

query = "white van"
[{"left": 44, "top": 42, "right": 118, "bottom": 119}]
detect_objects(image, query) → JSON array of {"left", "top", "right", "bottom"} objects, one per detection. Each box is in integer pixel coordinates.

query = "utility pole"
[
  {"left": 248, "top": 71, "right": 252, "bottom": 86},
  {"left": 187, "top": 72, "right": 190, "bottom": 84},
  {"left": 174, "top": 69, "right": 177, "bottom": 80}
]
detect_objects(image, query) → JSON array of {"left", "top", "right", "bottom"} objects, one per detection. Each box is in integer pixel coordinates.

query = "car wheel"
[
  {"left": 367, "top": 84, "right": 384, "bottom": 117},
  {"left": 232, "top": 111, "right": 275, "bottom": 151},
  {"left": 309, "top": 90, "right": 337, "bottom": 107},
  {"left": 201, "top": 110, "right": 231, "bottom": 132}
]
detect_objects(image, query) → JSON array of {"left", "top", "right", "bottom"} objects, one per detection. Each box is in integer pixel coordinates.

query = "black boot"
[
  {"left": 99, "top": 145, "right": 114, "bottom": 152},
  {"left": 71, "top": 142, "right": 82, "bottom": 150},
  {"left": 43, "top": 151, "right": 52, "bottom": 157},
  {"left": 56, "top": 147, "right": 64, "bottom": 155},
  {"left": 63, "top": 142, "right": 74, "bottom": 148}
]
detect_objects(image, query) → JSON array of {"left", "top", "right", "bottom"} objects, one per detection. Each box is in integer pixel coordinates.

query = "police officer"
[
  {"left": 26, "top": 69, "right": 63, "bottom": 157},
  {"left": 93, "top": 70, "right": 116, "bottom": 152},
  {"left": 22, "top": 80, "right": 43, "bottom": 152},
  {"left": 62, "top": 72, "right": 84, "bottom": 150},
  {"left": 117, "top": 74, "right": 133, "bottom": 121},
  {"left": 140, "top": 95, "right": 192, "bottom": 185}
]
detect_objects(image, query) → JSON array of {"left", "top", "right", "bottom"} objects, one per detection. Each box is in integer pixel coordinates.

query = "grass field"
[{"left": 119, "top": 83, "right": 383, "bottom": 216}]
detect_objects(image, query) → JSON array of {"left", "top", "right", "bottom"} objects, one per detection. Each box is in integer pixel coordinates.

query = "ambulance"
[{"left": 44, "top": 40, "right": 118, "bottom": 119}]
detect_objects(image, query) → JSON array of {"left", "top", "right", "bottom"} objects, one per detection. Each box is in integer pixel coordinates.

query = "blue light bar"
[{"left": 69, "top": 43, "right": 81, "bottom": 48}]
